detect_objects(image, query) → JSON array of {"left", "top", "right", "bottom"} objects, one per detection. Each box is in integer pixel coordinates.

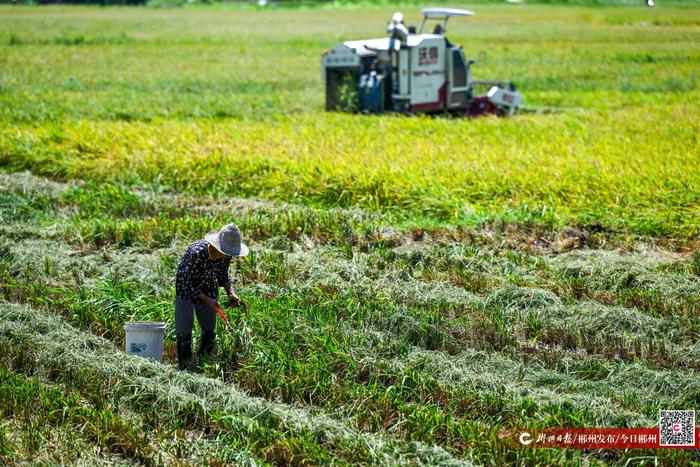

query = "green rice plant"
[
  {"left": 5, "top": 180, "right": 699, "bottom": 370},
  {"left": 545, "top": 251, "right": 700, "bottom": 338},
  {"left": 0, "top": 301, "right": 468, "bottom": 465},
  {"left": 4, "top": 207, "right": 696, "bottom": 462},
  {"left": 691, "top": 251, "right": 700, "bottom": 276},
  {"left": 60, "top": 182, "right": 150, "bottom": 218},
  {"left": 2, "top": 210, "right": 699, "bottom": 464},
  {"left": 0, "top": 368, "right": 155, "bottom": 463}
]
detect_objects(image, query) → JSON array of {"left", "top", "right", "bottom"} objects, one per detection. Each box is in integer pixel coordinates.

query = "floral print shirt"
[{"left": 175, "top": 240, "right": 231, "bottom": 303}]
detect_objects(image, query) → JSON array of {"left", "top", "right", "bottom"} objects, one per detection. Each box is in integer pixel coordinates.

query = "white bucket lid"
[{"left": 124, "top": 321, "right": 166, "bottom": 331}]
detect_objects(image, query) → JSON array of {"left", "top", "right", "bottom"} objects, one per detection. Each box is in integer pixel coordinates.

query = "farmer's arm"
[
  {"left": 197, "top": 291, "right": 219, "bottom": 311},
  {"left": 218, "top": 258, "right": 242, "bottom": 307}
]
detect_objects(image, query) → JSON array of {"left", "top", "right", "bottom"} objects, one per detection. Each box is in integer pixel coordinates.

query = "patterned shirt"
[{"left": 175, "top": 240, "right": 231, "bottom": 303}]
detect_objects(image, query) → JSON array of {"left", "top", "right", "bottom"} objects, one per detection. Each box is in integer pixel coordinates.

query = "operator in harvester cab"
[
  {"left": 432, "top": 24, "right": 453, "bottom": 48},
  {"left": 174, "top": 223, "right": 248, "bottom": 370}
]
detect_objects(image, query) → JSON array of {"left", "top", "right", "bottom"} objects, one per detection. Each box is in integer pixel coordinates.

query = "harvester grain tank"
[{"left": 321, "top": 8, "right": 522, "bottom": 116}]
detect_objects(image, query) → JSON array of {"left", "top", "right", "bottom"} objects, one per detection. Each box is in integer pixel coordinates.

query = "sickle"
[{"left": 215, "top": 305, "right": 232, "bottom": 327}]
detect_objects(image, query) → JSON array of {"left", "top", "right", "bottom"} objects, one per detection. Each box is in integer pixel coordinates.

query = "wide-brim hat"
[{"left": 205, "top": 223, "right": 249, "bottom": 257}]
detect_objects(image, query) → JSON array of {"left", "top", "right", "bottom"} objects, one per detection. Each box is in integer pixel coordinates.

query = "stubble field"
[{"left": 1, "top": 3, "right": 699, "bottom": 465}]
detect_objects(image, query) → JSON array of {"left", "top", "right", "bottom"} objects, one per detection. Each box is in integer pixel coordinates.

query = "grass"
[
  {"left": 0, "top": 368, "right": 157, "bottom": 464},
  {"left": 0, "top": 3, "right": 699, "bottom": 465},
  {"left": 2, "top": 171, "right": 700, "bottom": 464},
  {"left": 0, "top": 301, "right": 470, "bottom": 465}
]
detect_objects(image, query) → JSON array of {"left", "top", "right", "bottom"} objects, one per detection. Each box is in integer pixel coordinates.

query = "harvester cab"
[{"left": 321, "top": 8, "right": 522, "bottom": 116}]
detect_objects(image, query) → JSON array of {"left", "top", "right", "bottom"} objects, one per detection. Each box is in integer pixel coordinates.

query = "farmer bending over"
[{"left": 175, "top": 223, "right": 248, "bottom": 370}]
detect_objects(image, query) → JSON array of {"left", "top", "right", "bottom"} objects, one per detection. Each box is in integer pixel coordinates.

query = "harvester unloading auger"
[{"left": 322, "top": 8, "right": 522, "bottom": 117}]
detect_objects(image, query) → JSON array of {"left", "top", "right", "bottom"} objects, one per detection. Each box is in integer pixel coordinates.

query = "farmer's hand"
[
  {"left": 227, "top": 292, "right": 247, "bottom": 310},
  {"left": 198, "top": 293, "right": 219, "bottom": 313}
]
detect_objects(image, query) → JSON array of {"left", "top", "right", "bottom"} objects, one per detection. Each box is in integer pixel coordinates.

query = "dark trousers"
[
  {"left": 174, "top": 296, "right": 217, "bottom": 369},
  {"left": 174, "top": 295, "right": 216, "bottom": 337}
]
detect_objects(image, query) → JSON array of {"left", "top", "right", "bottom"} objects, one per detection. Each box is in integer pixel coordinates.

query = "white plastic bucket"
[{"left": 124, "top": 321, "right": 166, "bottom": 362}]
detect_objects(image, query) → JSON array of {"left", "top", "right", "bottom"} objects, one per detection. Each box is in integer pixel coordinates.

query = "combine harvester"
[{"left": 322, "top": 8, "right": 522, "bottom": 117}]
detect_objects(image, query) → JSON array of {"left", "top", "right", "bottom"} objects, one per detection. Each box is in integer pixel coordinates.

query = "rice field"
[{"left": 1, "top": 3, "right": 699, "bottom": 466}]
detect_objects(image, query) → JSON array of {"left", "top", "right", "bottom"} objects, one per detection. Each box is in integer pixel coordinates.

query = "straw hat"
[{"left": 205, "top": 223, "right": 249, "bottom": 257}]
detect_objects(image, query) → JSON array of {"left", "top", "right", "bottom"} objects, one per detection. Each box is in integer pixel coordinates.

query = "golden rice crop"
[{"left": 1, "top": 5, "right": 698, "bottom": 236}]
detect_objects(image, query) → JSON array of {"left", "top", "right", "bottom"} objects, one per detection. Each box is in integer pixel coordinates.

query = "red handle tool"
[{"left": 215, "top": 305, "right": 232, "bottom": 326}]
